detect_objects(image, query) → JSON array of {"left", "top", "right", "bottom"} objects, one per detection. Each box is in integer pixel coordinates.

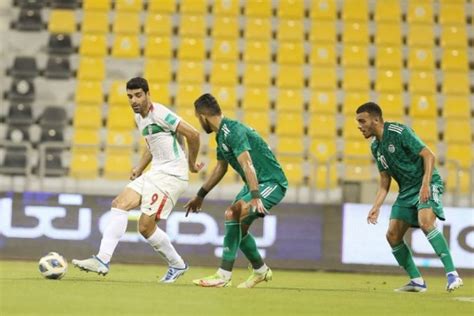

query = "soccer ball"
[{"left": 38, "top": 252, "right": 68, "bottom": 280}]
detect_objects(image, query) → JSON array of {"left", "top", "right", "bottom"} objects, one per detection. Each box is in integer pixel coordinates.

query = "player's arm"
[
  {"left": 419, "top": 147, "right": 436, "bottom": 203},
  {"left": 176, "top": 120, "right": 203, "bottom": 173},
  {"left": 367, "top": 171, "right": 391, "bottom": 224},
  {"left": 236, "top": 151, "right": 267, "bottom": 215},
  {"left": 130, "top": 145, "right": 152, "bottom": 180}
]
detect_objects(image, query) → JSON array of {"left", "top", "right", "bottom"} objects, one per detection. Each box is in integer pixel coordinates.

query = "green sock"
[
  {"left": 240, "top": 233, "right": 264, "bottom": 269},
  {"left": 220, "top": 220, "right": 241, "bottom": 271},
  {"left": 426, "top": 228, "right": 456, "bottom": 273},
  {"left": 392, "top": 242, "right": 421, "bottom": 279}
]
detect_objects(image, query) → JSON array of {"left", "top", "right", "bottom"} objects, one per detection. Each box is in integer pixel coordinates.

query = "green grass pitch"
[{"left": 1, "top": 260, "right": 473, "bottom": 315}]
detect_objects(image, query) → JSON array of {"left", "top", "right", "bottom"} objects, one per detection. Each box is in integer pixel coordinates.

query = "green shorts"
[{"left": 391, "top": 183, "right": 445, "bottom": 227}]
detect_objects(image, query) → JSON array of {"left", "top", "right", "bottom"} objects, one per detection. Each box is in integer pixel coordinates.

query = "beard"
[{"left": 200, "top": 117, "right": 213, "bottom": 134}]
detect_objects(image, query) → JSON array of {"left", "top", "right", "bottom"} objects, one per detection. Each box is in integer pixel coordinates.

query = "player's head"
[
  {"left": 356, "top": 102, "right": 384, "bottom": 139},
  {"left": 194, "top": 93, "right": 222, "bottom": 134},
  {"left": 126, "top": 77, "right": 150, "bottom": 113}
]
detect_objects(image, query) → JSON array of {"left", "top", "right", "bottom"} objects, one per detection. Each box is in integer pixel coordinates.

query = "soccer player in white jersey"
[{"left": 72, "top": 77, "right": 203, "bottom": 283}]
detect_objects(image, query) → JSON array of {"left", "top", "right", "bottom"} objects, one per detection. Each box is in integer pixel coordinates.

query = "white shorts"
[{"left": 127, "top": 171, "right": 188, "bottom": 219}]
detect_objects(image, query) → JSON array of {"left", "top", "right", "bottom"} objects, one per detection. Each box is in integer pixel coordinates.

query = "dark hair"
[
  {"left": 356, "top": 102, "right": 383, "bottom": 119},
  {"left": 126, "top": 77, "right": 149, "bottom": 93},
  {"left": 194, "top": 93, "right": 222, "bottom": 116}
]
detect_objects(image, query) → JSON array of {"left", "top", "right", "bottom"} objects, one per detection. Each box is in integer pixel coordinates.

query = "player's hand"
[
  {"left": 130, "top": 167, "right": 143, "bottom": 180},
  {"left": 189, "top": 161, "right": 205, "bottom": 173},
  {"left": 367, "top": 207, "right": 380, "bottom": 225},
  {"left": 419, "top": 184, "right": 430, "bottom": 203},
  {"left": 250, "top": 198, "right": 268, "bottom": 217},
  {"left": 184, "top": 196, "right": 203, "bottom": 217}
]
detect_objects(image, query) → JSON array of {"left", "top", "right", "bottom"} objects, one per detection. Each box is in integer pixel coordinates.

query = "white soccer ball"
[{"left": 38, "top": 252, "right": 68, "bottom": 280}]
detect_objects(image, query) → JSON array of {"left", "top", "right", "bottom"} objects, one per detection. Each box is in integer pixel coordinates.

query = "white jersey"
[{"left": 135, "top": 102, "right": 188, "bottom": 180}]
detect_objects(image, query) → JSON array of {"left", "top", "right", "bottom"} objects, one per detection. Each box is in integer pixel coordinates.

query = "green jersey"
[
  {"left": 216, "top": 117, "right": 288, "bottom": 188},
  {"left": 371, "top": 122, "right": 443, "bottom": 201}
]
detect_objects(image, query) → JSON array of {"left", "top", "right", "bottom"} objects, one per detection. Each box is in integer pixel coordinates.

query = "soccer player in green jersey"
[
  {"left": 356, "top": 102, "right": 463, "bottom": 292},
  {"left": 184, "top": 93, "right": 288, "bottom": 288}
]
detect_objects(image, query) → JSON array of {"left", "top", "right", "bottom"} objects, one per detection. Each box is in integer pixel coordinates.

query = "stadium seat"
[
  {"left": 446, "top": 144, "right": 472, "bottom": 169},
  {"left": 79, "top": 34, "right": 107, "bottom": 57},
  {"left": 113, "top": 13, "right": 140, "bottom": 34},
  {"left": 241, "top": 111, "right": 270, "bottom": 137},
  {"left": 81, "top": 11, "right": 108, "bottom": 34},
  {"left": 442, "top": 72, "right": 470, "bottom": 95},
  {"left": 176, "top": 61, "right": 205, "bottom": 84},
  {"left": 309, "top": 21, "right": 336, "bottom": 42},
  {"left": 242, "top": 87, "right": 270, "bottom": 112},
  {"left": 44, "top": 56, "right": 71, "bottom": 79},
  {"left": 275, "top": 113, "right": 304, "bottom": 137},
  {"left": 314, "top": 163, "right": 338, "bottom": 189},
  {"left": 148, "top": 0, "right": 175, "bottom": 13},
  {"left": 212, "top": 17, "right": 239, "bottom": 38},
  {"left": 242, "top": 64, "right": 271, "bottom": 86},
  {"left": 343, "top": 140, "right": 372, "bottom": 160},
  {"left": 374, "top": 23, "right": 402, "bottom": 46},
  {"left": 15, "top": 8, "right": 43, "bottom": 31},
  {"left": 374, "top": 0, "right": 401, "bottom": 22},
  {"left": 376, "top": 93, "right": 404, "bottom": 118},
  {"left": 444, "top": 120, "right": 472, "bottom": 144},
  {"left": 179, "top": 14, "right": 206, "bottom": 37},
  {"left": 406, "top": 1, "right": 433, "bottom": 24},
  {"left": 144, "top": 13, "right": 172, "bottom": 36},
  {"left": 441, "top": 49, "right": 469, "bottom": 71},
  {"left": 309, "top": 44, "right": 336, "bottom": 66},
  {"left": 108, "top": 80, "right": 128, "bottom": 107},
  {"left": 103, "top": 149, "right": 133, "bottom": 180},
  {"left": 445, "top": 165, "right": 472, "bottom": 194},
  {"left": 407, "top": 47, "right": 435, "bottom": 70},
  {"left": 443, "top": 96, "right": 470, "bottom": 119},
  {"left": 276, "top": 65, "right": 304, "bottom": 89},
  {"left": 40, "top": 106, "right": 67, "bottom": 127},
  {"left": 115, "top": 0, "right": 142, "bottom": 12},
  {"left": 309, "top": 91, "right": 337, "bottom": 114},
  {"left": 177, "top": 37, "right": 206, "bottom": 60},
  {"left": 310, "top": 0, "right": 336, "bottom": 20},
  {"left": 277, "top": 42, "right": 305, "bottom": 65},
  {"left": 74, "top": 106, "right": 102, "bottom": 129},
  {"left": 149, "top": 83, "right": 171, "bottom": 104},
  {"left": 107, "top": 107, "right": 135, "bottom": 130},
  {"left": 72, "top": 128, "right": 100, "bottom": 147},
  {"left": 438, "top": 3, "right": 465, "bottom": 25},
  {"left": 244, "top": 18, "right": 272, "bottom": 40},
  {"left": 342, "top": 0, "right": 368, "bottom": 21},
  {"left": 213, "top": 0, "right": 240, "bottom": 16},
  {"left": 406, "top": 25, "right": 435, "bottom": 47},
  {"left": 277, "top": 19, "right": 304, "bottom": 41},
  {"left": 82, "top": 0, "right": 110, "bottom": 11},
  {"left": 342, "top": 117, "right": 363, "bottom": 140},
  {"left": 49, "top": 9, "right": 76, "bottom": 33},
  {"left": 342, "top": 92, "right": 371, "bottom": 116},
  {"left": 342, "top": 22, "right": 369, "bottom": 44},
  {"left": 77, "top": 57, "right": 105, "bottom": 81},
  {"left": 243, "top": 41, "right": 271, "bottom": 63},
  {"left": 176, "top": 107, "right": 201, "bottom": 130},
  {"left": 409, "top": 71, "right": 436, "bottom": 94},
  {"left": 75, "top": 81, "right": 103, "bottom": 105},
  {"left": 9, "top": 56, "right": 38, "bottom": 79},
  {"left": 341, "top": 45, "right": 368, "bottom": 67},
  {"left": 278, "top": 0, "right": 305, "bottom": 19},
  {"left": 310, "top": 138, "right": 336, "bottom": 165},
  {"left": 375, "top": 69, "right": 403, "bottom": 93},
  {"left": 211, "top": 39, "right": 239, "bottom": 62},
  {"left": 211, "top": 86, "right": 237, "bottom": 112},
  {"left": 6, "top": 102, "right": 33, "bottom": 125},
  {"left": 175, "top": 84, "right": 203, "bottom": 108},
  {"left": 245, "top": 0, "right": 272, "bottom": 17},
  {"left": 143, "top": 59, "right": 172, "bottom": 83},
  {"left": 411, "top": 119, "right": 438, "bottom": 143},
  {"left": 111, "top": 35, "right": 140, "bottom": 58},
  {"left": 308, "top": 114, "right": 337, "bottom": 139},
  {"left": 342, "top": 68, "right": 370, "bottom": 91},
  {"left": 144, "top": 36, "right": 172, "bottom": 59},
  {"left": 440, "top": 25, "right": 468, "bottom": 48},
  {"left": 48, "top": 33, "right": 74, "bottom": 54},
  {"left": 209, "top": 62, "right": 238, "bottom": 86},
  {"left": 18, "top": 0, "right": 46, "bottom": 9},
  {"left": 180, "top": 0, "right": 208, "bottom": 14},
  {"left": 375, "top": 46, "right": 403, "bottom": 69},
  {"left": 70, "top": 148, "right": 99, "bottom": 179},
  {"left": 279, "top": 156, "right": 306, "bottom": 186},
  {"left": 309, "top": 67, "right": 337, "bottom": 90},
  {"left": 275, "top": 89, "right": 304, "bottom": 112},
  {"left": 8, "top": 79, "right": 35, "bottom": 103},
  {"left": 409, "top": 94, "right": 437, "bottom": 119}
]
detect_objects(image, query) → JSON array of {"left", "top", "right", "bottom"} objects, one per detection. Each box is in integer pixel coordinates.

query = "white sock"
[
  {"left": 447, "top": 271, "right": 459, "bottom": 277},
  {"left": 146, "top": 226, "right": 185, "bottom": 269},
  {"left": 97, "top": 208, "right": 128, "bottom": 264},
  {"left": 255, "top": 263, "right": 268, "bottom": 274},
  {"left": 217, "top": 268, "right": 232, "bottom": 280},
  {"left": 411, "top": 277, "right": 424, "bottom": 284}
]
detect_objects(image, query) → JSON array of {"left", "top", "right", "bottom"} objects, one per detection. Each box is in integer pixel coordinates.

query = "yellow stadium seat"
[
  {"left": 109, "top": 80, "right": 128, "bottom": 107},
  {"left": 310, "top": 0, "right": 336, "bottom": 20},
  {"left": 149, "top": 83, "right": 171, "bottom": 104},
  {"left": 243, "top": 41, "right": 270, "bottom": 63},
  {"left": 212, "top": 17, "right": 239, "bottom": 38},
  {"left": 445, "top": 165, "right": 472, "bottom": 194},
  {"left": 82, "top": 0, "right": 110, "bottom": 11},
  {"left": 144, "top": 36, "right": 172, "bottom": 59},
  {"left": 104, "top": 149, "right": 133, "bottom": 180},
  {"left": 375, "top": 69, "right": 403, "bottom": 93},
  {"left": 180, "top": 0, "right": 208, "bottom": 14},
  {"left": 314, "top": 163, "right": 338, "bottom": 189},
  {"left": 443, "top": 96, "right": 470, "bottom": 119},
  {"left": 309, "top": 115, "right": 337, "bottom": 139},
  {"left": 309, "top": 21, "right": 336, "bottom": 42},
  {"left": 144, "top": 13, "right": 172, "bottom": 36},
  {"left": 374, "top": 0, "right": 401, "bottom": 22},
  {"left": 75, "top": 81, "right": 103, "bottom": 105},
  {"left": 310, "top": 138, "right": 336, "bottom": 164},
  {"left": 148, "top": 0, "right": 175, "bottom": 13},
  {"left": 411, "top": 119, "right": 438, "bottom": 143},
  {"left": 77, "top": 57, "right": 105, "bottom": 81},
  {"left": 74, "top": 106, "right": 102, "bottom": 129},
  {"left": 342, "top": 0, "right": 368, "bottom": 21},
  {"left": 410, "top": 94, "right": 437, "bottom": 119},
  {"left": 275, "top": 89, "right": 304, "bottom": 112},
  {"left": 176, "top": 108, "right": 201, "bottom": 131},
  {"left": 113, "top": 13, "right": 140, "bottom": 34},
  {"left": 211, "top": 86, "right": 237, "bottom": 112},
  {"left": 72, "top": 128, "right": 101, "bottom": 147},
  {"left": 406, "top": 1, "right": 433, "bottom": 24},
  {"left": 374, "top": 23, "right": 402, "bottom": 46},
  {"left": 275, "top": 113, "right": 304, "bottom": 137},
  {"left": 277, "top": 42, "right": 305, "bottom": 65},
  {"left": 49, "top": 10, "right": 76, "bottom": 33},
  {"left": 143, "top": 59, "right": 171, "bottom": 83},
  {"left": 279, "top": 156, "right": 305, "bottom": 186},
  {"left": 213, "top": 0, "right": 240, "bottom": 16},
  {"left": 409, "top": 71, "right": 436, "bottom": 94},
  {"left": 446, "top": 144, "right": 473, "bottom": 169},
  {"left": 439, "top": 3, "right": 465, "bottom": 25},
  {"left": 81, "top": 12, "right": 108, "bottom": 34},
  {"left": 309, "top": 44, "right": 336, "bottom": 66},
  {"left": 210, "top": 62, "right": 238, "bottom": 86},
  {"left": 407, "top": 47, "right": 435, "bottom": 71},
  {"left": 309, "top": 91, "right": 337, "bottom": 114},
  {"left": 242, "top": 87, "right": 270, "bottom": 112},
  {"left": 241, "top": 111, "right": 270, "bottom": 137},
  {"left": 70, "top": 148, "right": 99, "bottom": 179},
  {"left": 343, "top": 140, "right": 372, "bottom": 159},
  {"left": 343, "top": 22, "right": 369, "bottom": 44},
  {"left": 245, "top": 0, "right": 272, "bottom": 17},
  {"left": 310, "top": 67, "right": 337, "bottom": 90},
  {"left": 179, "top": 15, "right": 206, "bottom": 37},
  {"left": 342, "top": 68, "right": 370, "bottom": 91},
  {"left": 444, "top": 120, "right": 472, "bottom": 144},
  {"left": 375, "top": 46, "right": 403, "bottom": 69},
  {"left": 211, "top": 39, "right": 239, "bottom": 62},
  {"left": 175, "top": 84, "right": 203, "bottom": 108},
  {"left": 441, "top": 49, "right": 469, "bottom": 71},
  {"left": 342, "top": 117, "right": 363, "bottom": 140},
  {"left": 343, "top": 158, "right": 374, "bottom": 181},
  {"left": 243, "top": 64, "right": 271, "bottom": 86},
  {"left": 407, "top": 24, "right": 435, "bottom": 47},
  {"left": 277, "top": 19, "right": 305, "bottom": 41},
  {"left": 376, "top": 93, "right": 404, "bottom": 118},
  {"left": 443, "top": 72, "right": 470, "bottom": 95},
  {"left": 111, "top": 35, "right": 140, "bottom": 58},
  {"left": 79, "top": 35, "right": 107, "bottom": 57},
  {"left": 108, "top": 107, "right": 135, "bottom": 130},
  {"left": 244, "top": 18, "right": 272, "bottom": 40},
  {"left": 206, "top": 150, "right": 239, "bottom": 184},
  {"left": 278, "top": 0, "right": 305, "bottom": 19},
  {"left": 106, "top": 129, "right": 134, "bottom": 147},
  {"left": 115, "top": 0, "right": 142, "bottom": 12},
  {"left": 177, "top": 37, "right": 206, "bottom": 60},
  {"left": 276, "top": 65, "right": 304, "bottom": 89},
  {"left": 342, "top": 91, "right": 371, "bottom": 115},
  {"left": 341, "top": 45, "right": 368, "bottom": 67},
  {"left": 440, "top": 25, "right": 468, "bottom": 48},
  {"left": 176, "top": 61, "right": 205, "bottom": 84}
]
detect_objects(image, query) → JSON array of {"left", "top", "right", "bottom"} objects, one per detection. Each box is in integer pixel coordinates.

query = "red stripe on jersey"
[{"left": 155, "top": 195, "right": 168, "bottom": 220}]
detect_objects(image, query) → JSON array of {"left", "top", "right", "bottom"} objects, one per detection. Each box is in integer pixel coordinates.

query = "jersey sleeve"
[
  {"left": 371, "top": 141, "right": 385, "bottom": 172},
  {"left": 401, "top": 127, "right": 426, "bottom": 155},
  {"left": 226, "top": 124, "right": 251, "bottom": 158},
  {"left": 154, "top": 106, "right": 181, "bottom": 132}
]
